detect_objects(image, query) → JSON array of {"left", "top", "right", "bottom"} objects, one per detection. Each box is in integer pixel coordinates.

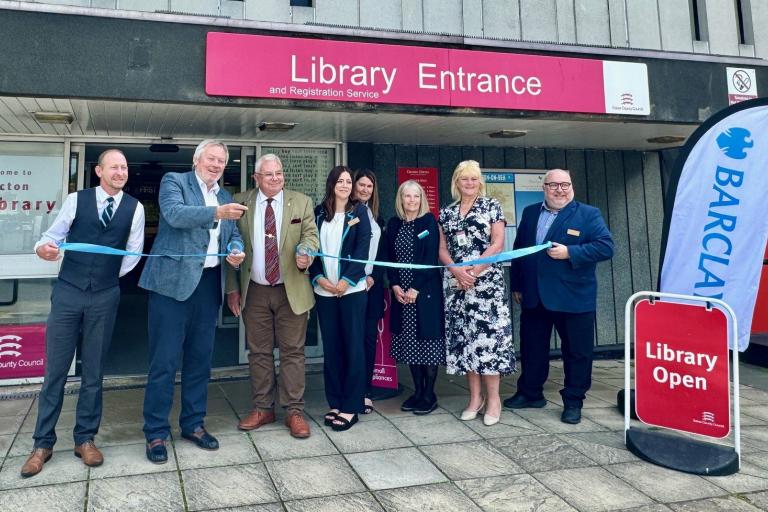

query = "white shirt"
[
  {"left": 34, "top": 186, "right": 146, "bottom": 277},
  {"left": 251, "top": 189, "right": 284, "bottom": 285},
  {"left": 194, "top": 173, "right": 222, "bottom": 268},
  {"left": 314, "top": 213, "right": 366, "bottom": 297},
  {"left": 363, "top": 204, "right": 381, "bottom": 277}
]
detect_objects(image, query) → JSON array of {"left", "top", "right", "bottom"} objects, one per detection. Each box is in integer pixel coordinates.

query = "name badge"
[
  {"left": 347, "top": 217, "right": 360, "bottom": 226},
  {"left": 567, "top": 228, "right": 581, "bottom": 236},
  {"left": 417, "top": 229, "right": 430, "bottom": 239},
  {"left": 456, "top": 231, "right": 469, "bottom": 247}
]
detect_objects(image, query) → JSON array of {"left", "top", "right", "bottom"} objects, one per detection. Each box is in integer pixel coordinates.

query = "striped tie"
[
  {"left": 264, "top": 198, "right": 279, "bottom": 285},
  {"left": 101, "top": 197, "right": 114, "bottom": 228}
]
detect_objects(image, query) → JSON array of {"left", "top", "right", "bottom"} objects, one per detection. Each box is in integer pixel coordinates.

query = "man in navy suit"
[
  {"left": 504, "top": 169, "right": 614, "bottom": 424},
  {"left": 139, "top": 140, "right": 246, "bottom": 463}
]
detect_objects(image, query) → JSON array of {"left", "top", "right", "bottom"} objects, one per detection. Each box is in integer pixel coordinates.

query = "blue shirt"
[{"left": 535, "top": 202, "right": 559, "bottom": 244}]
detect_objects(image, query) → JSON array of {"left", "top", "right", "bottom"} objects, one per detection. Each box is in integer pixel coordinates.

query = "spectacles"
[
  {"left": 543, "top": 182, "right": 571, "bottom": 191},
  {"left": 257, "top": 172, "right": 284, "bottom": 179}
]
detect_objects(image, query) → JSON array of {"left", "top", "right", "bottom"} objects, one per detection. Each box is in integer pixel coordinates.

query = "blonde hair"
[
  {"left": 395, "top": 180, "right": 431, "bottom": 220},
  {"left": 450, "top": 160, "right": 486, "bottom": 201}
]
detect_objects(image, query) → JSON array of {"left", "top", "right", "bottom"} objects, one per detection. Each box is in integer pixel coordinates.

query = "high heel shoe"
[
  {"left": 460, "top": 397, "right": 486, "bottom": 421},
  {"left": 483, "top": 412, "right": 500, "bottom": 426}
]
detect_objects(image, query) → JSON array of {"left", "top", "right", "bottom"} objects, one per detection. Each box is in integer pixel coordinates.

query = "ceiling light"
[
  {"left": 149, "top": 143, "right": 180, "bottom": 153},
  {"left": 646, "top": 135, "right": 686, "bottom": 144},
  {"left": 258, "top": 122, "right": 297, "bottom": 131},
  {"left": 488, "top": 129, "right": 527, "bottom": 139},
  {"left": 32, "top": 111, "right": 74, "bottom": 124}
]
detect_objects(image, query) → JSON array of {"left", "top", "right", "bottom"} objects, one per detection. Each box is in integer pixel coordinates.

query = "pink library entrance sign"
[{"left": 206, "top": 33, "right": 650, "bottom": 116}]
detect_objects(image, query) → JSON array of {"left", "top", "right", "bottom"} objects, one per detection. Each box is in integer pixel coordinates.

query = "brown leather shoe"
[
  {"left": 20, "top": 448, "right": 52, "bottom": 478},
  {"left": 285, "top": 412, "right": 311, "bottom": 439},
  {"left": 238, "top": 410, "right": 276, "bottom": 431},
  {"left": 74, "top": 440, "right": 104, "bottom": 467}
]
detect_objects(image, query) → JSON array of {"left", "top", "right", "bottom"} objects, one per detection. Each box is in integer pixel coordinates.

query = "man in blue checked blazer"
[{"left": 139, "top": 139, "right": 245, "bottom": 463}]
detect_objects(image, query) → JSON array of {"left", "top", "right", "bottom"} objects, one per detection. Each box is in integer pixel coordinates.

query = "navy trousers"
[
  {"left": 517, "top": 302, "right": 596, "bottom": 408},
  {"left": 315, "top": 291, "right": 367, "bottom": 413},
  {"left": 143, "top": 267, "right": 221, "bottom": 441},
  {"left": 33, "top": 280, "right": 120, "bottom": 448}
]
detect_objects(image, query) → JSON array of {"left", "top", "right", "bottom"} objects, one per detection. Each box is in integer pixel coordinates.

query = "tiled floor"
[{"left": 1, "top": 359, "right": 767, "bottom": 511}]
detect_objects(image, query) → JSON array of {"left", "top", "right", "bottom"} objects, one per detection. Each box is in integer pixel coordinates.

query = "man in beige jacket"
[{"left": 225, "top": 154, "right": 319, "bottom": 438}]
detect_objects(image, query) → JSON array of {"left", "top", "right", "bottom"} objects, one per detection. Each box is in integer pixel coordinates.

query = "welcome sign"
[{"left": 206, "top": 33, "right": 650, "bottom": 116}]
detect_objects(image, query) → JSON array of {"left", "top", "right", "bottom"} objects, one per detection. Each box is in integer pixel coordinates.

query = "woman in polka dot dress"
[{"left": 386, "top": 180, "right": 445, "bottom": 415}]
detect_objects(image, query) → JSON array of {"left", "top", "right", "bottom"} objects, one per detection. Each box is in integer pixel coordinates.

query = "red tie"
[{"left": 264, "top": 198, "right": 279, "bottom": 285}]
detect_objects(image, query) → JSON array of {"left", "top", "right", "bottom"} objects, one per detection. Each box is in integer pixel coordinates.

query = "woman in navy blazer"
[
  {"left": 386, "top": 180, "right": 445, "bottom": 414},
  {"left": 352, "top": 169, "right": 387, "bottom": 414},
  {"left": 309, "top": 165, "right": 372, "bottom": 431}
]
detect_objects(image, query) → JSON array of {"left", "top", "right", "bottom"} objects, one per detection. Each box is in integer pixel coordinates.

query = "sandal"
[
  {"left": 331, "top": 413, "right": 359, "bottom": 432},
  {"left": 323, "top": 410, "right": 339, "bottom": 426},
  {"left": 363, "top": 399, "right": 374, "bottom": 415}
]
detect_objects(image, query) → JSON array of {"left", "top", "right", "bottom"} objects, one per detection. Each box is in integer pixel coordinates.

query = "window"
[
  {"left": 735, "top": 0, "right": 754, "bottom": 45},
  {"left": 689, "top": 0, "right": 708, "bottom": 41},
  {"left": 290, "top": 0, "right": 312, "bottom": 7}
]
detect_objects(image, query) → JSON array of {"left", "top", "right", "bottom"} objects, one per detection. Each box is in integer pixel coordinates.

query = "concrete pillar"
[
  {"left": 315, "top": 0, "right": 360, "bottom": 26},
  {"left": 626, "top": 0, "right": 661, "bottom": 50},
  {"left": 245, "top": 0, "right": 291, "bottom": 23},
  {"left": 482, "top": 0, "right": 521, "bottom": 40},
  {"left": 520, "top": 0, "right": 557, "bottom": 41},
  {"left": 658, "top": 0, "right": 693, "bottom": 52}
]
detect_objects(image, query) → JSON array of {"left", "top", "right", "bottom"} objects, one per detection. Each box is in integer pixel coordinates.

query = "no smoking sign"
[{"left": 726, "top": 67, "right": 757, "bottom": 105}]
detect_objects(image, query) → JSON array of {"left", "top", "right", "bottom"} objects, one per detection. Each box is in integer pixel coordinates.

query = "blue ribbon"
[
  {"left": 307, "top": 242, "right": 551, "bottom": 270},
  {"left": 58, "top": 241, "right": 243, "bottom": 258},
  {"left": 57, "top": 241, "right": 550, "bottom": 269}
]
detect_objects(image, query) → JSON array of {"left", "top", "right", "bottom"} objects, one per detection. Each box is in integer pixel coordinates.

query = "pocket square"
[
  {"left": 566, "top": 229, "right": 581, "bottom": 236},
  {"left": 347, "top": 217, "right": 360, "bottom": 226},
  {"left": 291, "top": 218, "right": 302, "bottom": 224}
]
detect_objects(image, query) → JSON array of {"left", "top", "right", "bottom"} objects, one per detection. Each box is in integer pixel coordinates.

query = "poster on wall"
[
  {"left": 483, "top": 169, "right": 546, "bottom": 252},
  {"left": 0, "top": 142, "right": 64, "bottom": 256},
  {"left": 261, "top": 146, "right": 335, "bottom": 206},
  {"left": 397, "top": 167, "right": 439, "bottom": 218},
  {"left": 0, "top": 323, "right": 46, "bottom": 380},
  {"left": 371, "top": 294, "right": 398, "bottom": 390}
]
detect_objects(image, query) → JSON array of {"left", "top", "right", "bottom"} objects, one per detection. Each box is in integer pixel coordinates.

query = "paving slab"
[
  {"left": 463, "top": 412, "right": 543, "bottom": 439},
  {"left": 0, "top": 480, "right": 85, "bottom": 511},
  {"left": 513, "top": 407, "right": 608, "bottom": 433},
  {"left": 371, "top": 397, "right": 450, "bottom": 419},
  {"left": 740, "top": 425, "right": 768, "bottom": 451},
  {"left": 558, "top": 431, "right": 637, "bottom": 465},
  {"left": 740, "top": 386, "right": 768, "bottom": 403},
  {"left": 743, "top": 491, "right": 768, "bottom": 510},
  {"left": 420, "top": 440, "right": 522, "bottom": 480},
  {"left": 252, "top": 427, "right": 338, "bottom": 461},
  {"left": 605, "top": 461, "right": 727, "bottom": 503},
  {"left": 618, "top": 506, "right": 674, "bottom": 512},
  {"left": 175, "top": 432, "right": 260, "bottom": 469},
  {"left": 182, "top": 463, "right": 278, "bottom": 511},
  {"left": 322, "top": 418, "right": 412, "bottom": 453},
  {"left": 580, "top": 406, "right": 632, "bottom": 431},
  {"left": 741, "top": 405, "right": 768, "bottom": 422},
  {"left": 209, "top": 504, "right": 283, "bottom": 512},
  {"left": 703, "top": 456, "right": 768, "bottom": 493},
  {"left": 87, "top": 471, "right": 184, "bottom": 512},
  {"left": 0, "top": 433, "right": 13, "bottom": 457},
  {"left": 95, "top": 421, "right": 147, "bottom": 447},
  {"left": 668, "top": 496, "right": 764, "bottom": 511},
  {"left": 346, "top": 447, "right": 447, "bottom": 490},
  {"left": 266, "top": 454, "right": 365, "bottom": 501},
  {"left": 0, "top": 451, "right": 88, "bottom": 490},
  {"left": 0, "top": 415, "right": 24, "bottom": 435},
  {"left": 455, "top": 474, "right": 576, "bottom": 512},
  {"left": 374, "top": 482, "right": 482, "bottom": 512},
  {"left": 389, "top": 413, "right": 480, "bottom": 445},
  {"left": 7, "top": 433, "right": 74, "bottom": 457},
  {"left": 89, "top": 442, "right": 178, "bottom": 479},
  {"left": 534, "top": 466, "right": 653, "bottom": 511},
  {"left": 284, "top": 492, "right": 384, "bottom": 512},
  {"left": 20, "top": 410, "right": 77, "bottom": 433},
  {"left": 0, "top": 399, "right": 33, "bottom": 418},
  {"left": 490, "top": 434, "right": 596, "bottom": 473}
]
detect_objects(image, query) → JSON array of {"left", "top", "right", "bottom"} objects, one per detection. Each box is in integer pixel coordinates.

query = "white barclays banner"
[{"left": 660, "top": 98, "right": 768, "bottom": 351}]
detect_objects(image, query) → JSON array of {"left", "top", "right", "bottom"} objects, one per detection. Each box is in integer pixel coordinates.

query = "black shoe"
[
  {"left": 400, "top": 394, "right": 421, "bottom": 412},
  {"left": 145, "top": 439, "right": 168, "bottom": 464},
  {"left": 331, "top": 413, "right": 359, "bottom": 432},
  {"left": 561, "top": 407, "right": 582, "bottom": 424},
  {"left": 413, "top": 396, "right": 438, "bottom": 415},
  {"left": 181, "top": 427, "right": 219, "bottom": 450},
  {"left": 503, "top": 394, "right": 547, "bottom": 409}
]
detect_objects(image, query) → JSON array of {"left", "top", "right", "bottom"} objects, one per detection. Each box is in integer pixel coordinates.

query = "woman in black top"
[{"left": 386, "top": 180, "right": 445, "bottom": 414}]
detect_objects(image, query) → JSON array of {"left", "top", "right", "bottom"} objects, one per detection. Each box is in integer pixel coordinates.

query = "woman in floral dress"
[{"left": 438, "top": 160, "right": 514, "bottom": 426}]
